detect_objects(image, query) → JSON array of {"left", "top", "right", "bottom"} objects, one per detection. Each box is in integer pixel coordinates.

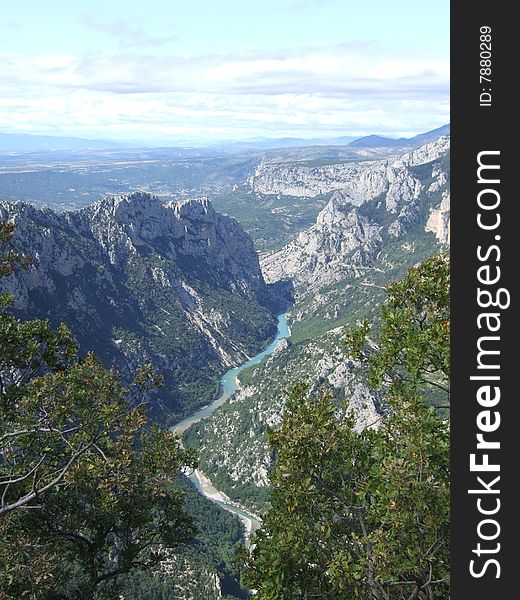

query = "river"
[{"left": 171, "top": 313, "right": 290, "bottom": 545}]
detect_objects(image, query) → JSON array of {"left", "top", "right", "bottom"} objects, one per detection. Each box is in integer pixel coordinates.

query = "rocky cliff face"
[
  {"left": 426, "top": 190, "right": 450, "bottom": 244},
  {"left": 247, "top": 136, "right": 450, "bottom": 199},
  {"left": 0, "top": 192, "right": 280, "bottom": 422},
  {"left": 260, "top": 137, "right": 450, "bottom": 296},
  {"left": 261, "top": 195, "right": 384, "bottom": 291}
]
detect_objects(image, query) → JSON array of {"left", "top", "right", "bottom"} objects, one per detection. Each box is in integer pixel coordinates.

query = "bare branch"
[{"left": 0, "top": 440, "right": 96, "bottom": 517}]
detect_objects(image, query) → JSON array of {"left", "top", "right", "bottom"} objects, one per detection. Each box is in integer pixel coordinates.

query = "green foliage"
[
  {"left": 116, "top": 475, "right": 250, "bottom": 599},
  {"left": 343, "top": 319, "right": 371, "bottom": 361},
  {"left": 245, "top": 388, "right": 449, "bottom": 599},
  {"left": 170, "top": 475, "right": 249, "bottom": 598},
  {"left": 344, "top": 253, "right": 450, "bottom": 408},
  {"left": 0, "top": 225, "right": 197, "bottom": 599},
  {"left": 244, "top": 256, "right": 451, "bottom": 599},
  {"left": 0, "top": 221, "right": 32, "bottom": 277},
  {"left": 212, "top": 189, "right": 330, "bottom": 252}
]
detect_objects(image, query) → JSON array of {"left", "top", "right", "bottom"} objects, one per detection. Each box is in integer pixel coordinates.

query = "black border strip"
[{"left": 451, "top": 3, "right": 516, "bottom": 597}]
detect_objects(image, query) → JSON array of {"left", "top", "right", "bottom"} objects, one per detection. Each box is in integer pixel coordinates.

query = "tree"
[
  {"left": 244, "top": 255, "right": 450, "bottom": 599},
  {"left": 0, "top": 221, "right": 32, "bottom": 277},
  {"left": 344, "top": 254, "right": 450, "bottom": 407},
  {"left": 0, "top": 223, "right": 196, "bottom": 598}
]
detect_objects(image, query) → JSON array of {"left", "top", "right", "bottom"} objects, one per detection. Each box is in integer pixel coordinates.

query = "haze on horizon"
[{"left": 0, "top": 0, "right": 449, "bottom": 145}]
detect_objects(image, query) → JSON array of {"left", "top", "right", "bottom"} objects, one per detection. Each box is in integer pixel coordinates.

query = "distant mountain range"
[
  {"left": 347, "top": 124, "right": 450, "bottom": 149},
  {"left": 0, "top": 125, "right": 450, "bottom": 154},
  {"left": 203, "top": 125, "right": 450, "bottom": 152},
  {"left": 0, "top": 132, "right": 138, "bottom": 153},
  {"left": 208, "top": 135, "right": 359, "bottom": 152}
]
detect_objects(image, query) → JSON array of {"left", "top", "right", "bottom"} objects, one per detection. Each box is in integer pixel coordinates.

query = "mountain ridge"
[
  {"left": 260, "top": 136, "right": 450, "bottom": 294},
  {"left": 348, "top": 124, "right": 450, "bottom": 149},
  {"left": 0, "top": 192, "right": 282, "bottom": 423},
  {"left": 0, "top": 124, "right": 450, "bottom": 155}
]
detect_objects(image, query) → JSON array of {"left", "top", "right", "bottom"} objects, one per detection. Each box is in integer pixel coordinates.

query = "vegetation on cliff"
[
  {"left": 0, "top": 223, "right": 197, "bottom": 598},
  {"left": 244, "top": 255, "right": 450, "bottom": 599}
]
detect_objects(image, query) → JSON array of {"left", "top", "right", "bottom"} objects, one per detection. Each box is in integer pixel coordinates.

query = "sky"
[{"left": 0, "top": 0, "right": 449, "bottom": 144}]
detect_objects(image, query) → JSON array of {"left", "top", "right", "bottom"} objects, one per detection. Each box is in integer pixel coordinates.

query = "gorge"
[
  {"left": 172, "top": 313, "right": 291, "bottom": 543},
  {"left": 0, "top": 130, "right": 451, "bottom": 598}
]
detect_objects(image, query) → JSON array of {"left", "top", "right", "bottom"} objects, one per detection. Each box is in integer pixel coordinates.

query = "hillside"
[{"left": 0, "top": 192, "right": 284, "bottom": 423}]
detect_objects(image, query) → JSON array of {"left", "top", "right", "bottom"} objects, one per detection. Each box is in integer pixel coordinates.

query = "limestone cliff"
[
  {"left": 0, "top": 192, "right": 280, "bottom": 422},
  {"left": 260, "top": 137, "right": 450, "bottom": 296}
]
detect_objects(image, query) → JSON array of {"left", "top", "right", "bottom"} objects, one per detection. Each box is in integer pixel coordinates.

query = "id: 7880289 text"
[{"left": 480, "top": 26, "right": 492, "bottom": 107}]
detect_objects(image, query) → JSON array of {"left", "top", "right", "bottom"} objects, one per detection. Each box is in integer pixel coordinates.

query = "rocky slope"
[
  {"left": 184, "top": 327, "right": 382, "bottom": 511},
  {"left": 0, "top": 192, "right": 282, "bottom": 423},
  {"left": 260, "top": 137, "right": 450, "bottom": 295}
]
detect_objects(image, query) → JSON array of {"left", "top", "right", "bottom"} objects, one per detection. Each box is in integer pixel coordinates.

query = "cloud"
[
  {"left": 1, "top": 20, "right": 24, "bottom": 31},
  {"left": 0, "top": 87, "right": 448, "bottom": 142},
  {"left": 53, "top": 45, "right": 448, "bottom": 99},
  {"left": 80, "top": 12, "right": 177, "bottom": 49},
  {"left": 0, "top": 43, "right": 449, "bottom": 141}
]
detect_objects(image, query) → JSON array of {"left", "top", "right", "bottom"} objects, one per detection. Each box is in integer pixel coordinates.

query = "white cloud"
[
  {"left": 80, "top": 12, "right": 177, "bottom": 49},
  {"left": 0, "top": 43, "right": 449, "bottom": 141}
]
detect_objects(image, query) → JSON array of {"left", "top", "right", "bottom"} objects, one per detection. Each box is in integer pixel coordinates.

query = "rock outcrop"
[
  {"left": 0, "top": 192, "right": 280, "bottom": 422},
  {"left": 261, "top": 137, "right": 450, "bottom": 294},
  {"left": 426, "top": 191, "right": 450, "bottom": 244}
]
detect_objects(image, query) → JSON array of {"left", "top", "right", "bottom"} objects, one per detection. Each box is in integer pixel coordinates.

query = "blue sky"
[{"left": 0, "top": 0, "right": 449, "bottom": 143}]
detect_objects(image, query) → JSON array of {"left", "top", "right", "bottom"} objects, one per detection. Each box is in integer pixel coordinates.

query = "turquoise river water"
[
  {"left": 171, "top": 313, "right": 290, "bottom": 543},
  {"left": 172, "top": 313, "right": 290, "bottom": 436}
]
